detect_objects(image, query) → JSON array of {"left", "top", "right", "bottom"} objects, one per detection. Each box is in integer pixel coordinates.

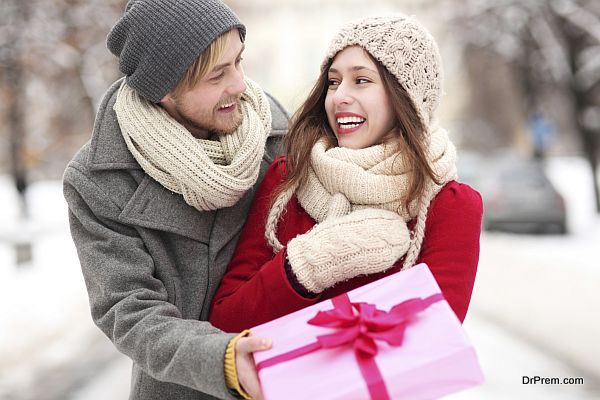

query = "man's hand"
[{"left": 235, "top": 335, "right": 272, "bottom": 400}]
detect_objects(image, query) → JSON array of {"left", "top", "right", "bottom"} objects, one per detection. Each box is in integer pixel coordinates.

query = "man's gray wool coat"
[{"left": 63, "top": 78, "right": 287, "bottom": 400}]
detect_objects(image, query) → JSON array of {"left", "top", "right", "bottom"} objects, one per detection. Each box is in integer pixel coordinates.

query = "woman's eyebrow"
[{"left": 329, "top": 65, "right": 377, "bottom": 74}]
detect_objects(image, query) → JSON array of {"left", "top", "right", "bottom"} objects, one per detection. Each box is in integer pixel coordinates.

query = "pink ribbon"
[{"left": 256, "top": 292, "right": 444, "bottom": 400}]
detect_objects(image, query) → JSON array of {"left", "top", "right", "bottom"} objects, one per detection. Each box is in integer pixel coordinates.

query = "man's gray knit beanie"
[{"left": 107, "top": 0, "right": 245, "bottom": 103}]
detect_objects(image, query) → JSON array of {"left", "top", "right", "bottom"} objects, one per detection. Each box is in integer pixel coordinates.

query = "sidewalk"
[
  {"left": 472, "top": 228, "right": 600, "bottom": 385},
  {"left": 447, "top": 311, "right": 598, "bottom": 399}
]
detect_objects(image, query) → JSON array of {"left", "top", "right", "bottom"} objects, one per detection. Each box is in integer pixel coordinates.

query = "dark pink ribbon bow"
[{"left": 256, "top": 292, "right": 444, "bottom": 400}]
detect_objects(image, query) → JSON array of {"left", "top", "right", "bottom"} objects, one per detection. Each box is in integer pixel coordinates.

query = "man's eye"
[{"left": 211, "top": 72, "right": 225, "bottom": 81}]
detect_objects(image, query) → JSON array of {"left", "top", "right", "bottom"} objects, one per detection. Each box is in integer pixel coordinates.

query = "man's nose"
[{"left": 228, "top": 68, "right": 246, "bottom": 96}]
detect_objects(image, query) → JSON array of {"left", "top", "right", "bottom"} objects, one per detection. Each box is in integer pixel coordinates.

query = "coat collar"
[{"left": 87, "top": 78, "right": 140, "bottom": 171}]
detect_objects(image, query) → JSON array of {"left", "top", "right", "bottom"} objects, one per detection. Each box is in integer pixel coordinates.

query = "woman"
[{"left": 209, "top": 16, "right": 483, "bottom": 334}]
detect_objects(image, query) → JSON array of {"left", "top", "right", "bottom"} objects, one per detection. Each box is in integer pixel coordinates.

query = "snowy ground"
[{"left": 1, "top": 157, "right": 599, "bottom": 399}]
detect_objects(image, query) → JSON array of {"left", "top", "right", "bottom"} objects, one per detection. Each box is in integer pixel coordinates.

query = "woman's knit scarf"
[
  {"left": 113, "top": 78, "right": 272, "bottom": 211},
  {"left": 266, "top": 125, "right": 457, "bottom": 269}
]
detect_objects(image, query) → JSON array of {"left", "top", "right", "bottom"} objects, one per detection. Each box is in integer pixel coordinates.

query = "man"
[{"left": 63, "top": 0, "right": 287, "bottom": 399}]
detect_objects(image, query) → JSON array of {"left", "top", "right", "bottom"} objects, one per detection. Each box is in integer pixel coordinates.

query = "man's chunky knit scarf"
[{"left": 114, "top": 78, "right": 272, "bottom": 211}]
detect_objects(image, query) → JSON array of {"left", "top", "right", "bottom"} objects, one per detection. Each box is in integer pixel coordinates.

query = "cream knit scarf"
[
  {"left": 266, "top": 126, "right": 457, "bottom": 269},
  {"left": 113, "top": 78, "right": 272, "bottom": 211}
]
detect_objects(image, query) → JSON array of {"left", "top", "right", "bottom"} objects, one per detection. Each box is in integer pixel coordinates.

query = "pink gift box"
[{"left": 251, "top": 263, "right": 484, "bottom": 400}]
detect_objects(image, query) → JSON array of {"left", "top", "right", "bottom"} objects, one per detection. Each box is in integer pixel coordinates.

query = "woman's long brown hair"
[{"left": 275, "top": 48, "right": 441, "bottom": 211}]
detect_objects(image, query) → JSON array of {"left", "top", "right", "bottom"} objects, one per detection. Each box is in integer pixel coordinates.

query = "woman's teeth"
[{"left": 337, "top": 116, "right": 366, "bottom": 128}]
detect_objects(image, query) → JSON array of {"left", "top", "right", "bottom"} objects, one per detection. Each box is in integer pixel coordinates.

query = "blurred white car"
[{"left": 458, "top": 154, "right": 567, "bottom": 234}]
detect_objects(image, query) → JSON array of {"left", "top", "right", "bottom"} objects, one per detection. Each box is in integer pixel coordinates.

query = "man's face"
[{"left": 161, "top": 29, "right": 246, "bottom": 139}]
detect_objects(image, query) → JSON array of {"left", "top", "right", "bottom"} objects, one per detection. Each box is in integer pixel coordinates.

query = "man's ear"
[
  {"left": 160, "top": 93, "right": 173, "bottom": 106},
  {"left": 159, "top": 94, "right": 177, "bottom": 117}
]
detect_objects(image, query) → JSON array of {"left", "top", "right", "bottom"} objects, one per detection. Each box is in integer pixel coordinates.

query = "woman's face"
[{"left": 325, "top": 46, "right": 396, "bottom": 149}]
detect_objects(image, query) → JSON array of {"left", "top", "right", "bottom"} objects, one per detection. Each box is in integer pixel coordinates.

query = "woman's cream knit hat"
[{"left": 323, "top": 16, "right": 443, "bottom": 131}]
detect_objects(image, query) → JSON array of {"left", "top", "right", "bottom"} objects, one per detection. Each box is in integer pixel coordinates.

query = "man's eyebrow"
[
  {"left": 328, "top": 65, "right": 377, "bottom": 74},
  {"left": 211, "top": 44, "right": 245, "bottom": 73}
]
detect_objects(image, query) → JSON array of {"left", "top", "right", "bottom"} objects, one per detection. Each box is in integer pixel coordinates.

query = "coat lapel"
[
  {"left": 119, "top": 175, "right": 215, "bottom": 243},
  {"left": 88, "top": 78, "right": 139, "bottom": 170}
]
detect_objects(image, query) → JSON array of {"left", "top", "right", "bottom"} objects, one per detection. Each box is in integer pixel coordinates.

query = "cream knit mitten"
[{"left": 286, "top": 209, "right": 410, "bottom": 294}]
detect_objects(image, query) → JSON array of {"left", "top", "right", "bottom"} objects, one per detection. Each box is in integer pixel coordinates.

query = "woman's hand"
[{"left": 286, "top": 208, "right": 410, "bottom": 293}]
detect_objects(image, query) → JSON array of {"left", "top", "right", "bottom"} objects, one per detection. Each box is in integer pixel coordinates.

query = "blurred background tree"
[
  {"left": 0, "top": 0, "right": 127, "bottom": 189},
  {"left": 443, "top": 0, "right": 600, "bottom": 212}
]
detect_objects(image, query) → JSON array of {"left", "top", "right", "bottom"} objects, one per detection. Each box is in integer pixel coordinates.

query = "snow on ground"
[
  {"left": 454, "top": 157, "right": 600, "bottom": 399},
  {"left": 0, "top": 178, "right": 126, "bottom": 399},
  {"left": 69, "top": 356, "right": 131, "bottom": 400},
  {"left": 460, "top": 225, "right": 600, "bottom": 399},
  {"left": 545, "top": 156, "right": 598, "bottom": 239},
  {"left": 0, "top": 156, "right": 599, "bottom": 399},
  {"left": 473, "top": 157, "right": 600, "bottom": 378},
  {"left": 447, "top": 315, "right": 598, "bottom": 400}
]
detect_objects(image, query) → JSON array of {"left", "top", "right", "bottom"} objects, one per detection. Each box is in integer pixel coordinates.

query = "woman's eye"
[
  {"left": 356, "top": 78, "right": 371, "bottom": 84},
  {"left": 327, "top": 79, "right": 339, "bottom": 87},
  {"left": 235, "top": 57, "right": 243, "bottom": 65}
]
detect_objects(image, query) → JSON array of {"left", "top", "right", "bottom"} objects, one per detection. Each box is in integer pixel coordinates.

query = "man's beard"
[{"left": 177, "top": 102, "right": 243, "bottom": 138}]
